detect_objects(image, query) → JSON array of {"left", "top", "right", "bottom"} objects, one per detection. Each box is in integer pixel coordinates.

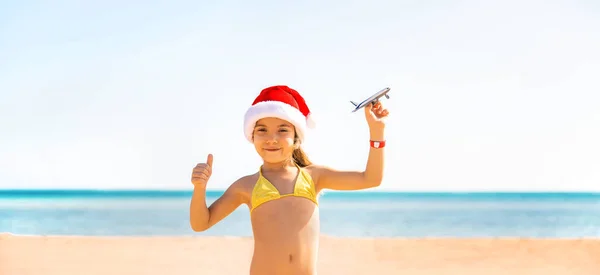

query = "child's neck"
[{"left": 261, "top": 160, "right": 296, "bottom": 172}]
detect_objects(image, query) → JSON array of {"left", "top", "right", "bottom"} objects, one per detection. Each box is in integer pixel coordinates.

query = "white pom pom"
[{"left": 306, "top": 113, "right": 316, "bottom": 128}]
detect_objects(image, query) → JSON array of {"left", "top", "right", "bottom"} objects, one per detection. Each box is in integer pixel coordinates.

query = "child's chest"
[{"left": 261, "top": 172, "right": 299, "bottom": 194}]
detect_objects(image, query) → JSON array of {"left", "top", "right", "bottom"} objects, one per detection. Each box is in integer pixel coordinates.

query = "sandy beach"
[{"left": 1, "top": 234, "right": 599, "bottom": 275}]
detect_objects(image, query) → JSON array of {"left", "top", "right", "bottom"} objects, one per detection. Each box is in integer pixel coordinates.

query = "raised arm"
[
  {"left": 189, "top": 154, "right": 247, "bottom": 232},
  {"left": 315, "top": 102, "right": 389, "bottom": 191},
  {"left": 189, "top": 179, "right": 246, "bottom": 232}
]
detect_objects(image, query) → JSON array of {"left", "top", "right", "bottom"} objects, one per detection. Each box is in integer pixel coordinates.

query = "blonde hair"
[
  {"left": 292, "top": 134, "right": 312, "bottom": 167},
  {"left": 292, "top": 147, "right": 312, "bottom": 167}
]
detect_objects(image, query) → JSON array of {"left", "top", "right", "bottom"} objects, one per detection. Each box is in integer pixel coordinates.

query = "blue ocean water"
[{"left": 1, "top": 189, "right": 600, "bottom": 238}]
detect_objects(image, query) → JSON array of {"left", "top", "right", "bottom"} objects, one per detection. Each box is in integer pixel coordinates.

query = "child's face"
[{"left": 252, "top": 117, "right": 297, "bottom": 164}]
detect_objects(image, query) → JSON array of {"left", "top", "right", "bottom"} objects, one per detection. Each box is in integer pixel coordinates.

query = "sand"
[{"left": 1, "top": 234, "right": 599, "bottom": 275}]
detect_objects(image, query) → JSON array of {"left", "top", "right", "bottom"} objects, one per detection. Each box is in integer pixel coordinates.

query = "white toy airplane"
[{"left": 350, "top": 87, "right": 391, "bottom": 112}]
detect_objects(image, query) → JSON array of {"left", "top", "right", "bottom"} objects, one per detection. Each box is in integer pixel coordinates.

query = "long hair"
[{"left": 293, "top": 134, "right": 312, "bottom": 167}]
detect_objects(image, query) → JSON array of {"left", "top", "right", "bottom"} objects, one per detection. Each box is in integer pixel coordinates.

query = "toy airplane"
[{"left": 350, "top": 87, "right": 391, "bottom": 112}]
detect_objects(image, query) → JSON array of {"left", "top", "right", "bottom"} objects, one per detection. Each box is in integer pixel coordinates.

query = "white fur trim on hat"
[{"left": 244, "top": 101, "right": 309, "bottom": 143}]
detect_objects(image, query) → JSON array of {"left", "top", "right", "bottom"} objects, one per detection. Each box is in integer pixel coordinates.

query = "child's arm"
[
  {"left": 314, "top": 137, "right": 384, "bottom": 190},
  {"left": 189, "top": 154, "right": 247, "bottom": 232},
  {"left": 189, "top": 179, "right": 246, "bottom": 232},
  {"left": 315, "top": 102, "right": 389, "bottom": 191}
]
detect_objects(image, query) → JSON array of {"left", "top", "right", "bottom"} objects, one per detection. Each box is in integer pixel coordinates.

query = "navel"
[{"left": 289, "top": 254, "right": 293, "bottom": 263}]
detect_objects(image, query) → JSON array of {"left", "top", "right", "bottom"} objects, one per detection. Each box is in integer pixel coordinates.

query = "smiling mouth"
[{"left": 264, "top": 148, "right": 281, "bottom": 152}]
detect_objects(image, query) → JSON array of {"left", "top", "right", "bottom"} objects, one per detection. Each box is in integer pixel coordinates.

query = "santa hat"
[{"left": 243, "top": 85, "right": 315, "bottom": 143}]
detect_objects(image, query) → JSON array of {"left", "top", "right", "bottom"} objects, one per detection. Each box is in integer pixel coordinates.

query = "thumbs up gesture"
[{"left": 191, "top": 154, "right": 213, "bottom": 189}]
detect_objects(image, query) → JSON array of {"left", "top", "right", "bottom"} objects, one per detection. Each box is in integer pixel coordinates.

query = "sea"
[{"left": 1, "top": 189, "right": 600, "bottom": 238}]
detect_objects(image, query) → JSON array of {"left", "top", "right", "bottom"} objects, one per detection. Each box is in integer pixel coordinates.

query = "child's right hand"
[{"left": 191, "top": 154, "right": 213, "bottom": 189}]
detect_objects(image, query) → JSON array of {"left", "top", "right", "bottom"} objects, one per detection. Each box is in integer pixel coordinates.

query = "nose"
[{"left": 265, "top": 133, "right": 278, "bottom": 144}]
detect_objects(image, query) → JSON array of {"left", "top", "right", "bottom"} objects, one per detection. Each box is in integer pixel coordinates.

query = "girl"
[{"left": 189, "top": 85, "right": 389, "bottom": 275}]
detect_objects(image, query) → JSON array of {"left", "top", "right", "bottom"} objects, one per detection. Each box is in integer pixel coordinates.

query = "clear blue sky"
[{"left": 1, "top": 0, "right": 599, "bottom": 191}]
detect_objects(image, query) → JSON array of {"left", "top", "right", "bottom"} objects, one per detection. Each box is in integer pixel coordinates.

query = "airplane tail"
[{"left": 350, "top": 101, "right": 358, "bottom": 106}]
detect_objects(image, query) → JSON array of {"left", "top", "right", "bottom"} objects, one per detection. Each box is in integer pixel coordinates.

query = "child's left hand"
[{"left": 364, "top": 101, "right": 389, "bottom": 132}]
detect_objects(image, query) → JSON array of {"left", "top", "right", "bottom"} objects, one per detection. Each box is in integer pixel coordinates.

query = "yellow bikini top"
[{"left": 250, "top": 164, "right": 319, "bottom": 212}]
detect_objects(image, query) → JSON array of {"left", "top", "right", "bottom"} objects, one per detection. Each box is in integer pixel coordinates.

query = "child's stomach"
[{"left": 250, "top": 196, "right": 320, "bottom": 275}]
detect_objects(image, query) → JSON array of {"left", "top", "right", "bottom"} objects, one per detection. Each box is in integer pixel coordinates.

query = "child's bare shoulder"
[
  {"left": 302, "top": 164, "right": 326, "bottom": 179},
  {"left": 228, "top": 173, "right": 260, "bottom": 196}
]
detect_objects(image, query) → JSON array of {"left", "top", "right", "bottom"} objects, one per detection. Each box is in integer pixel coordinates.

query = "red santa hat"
[{"left": 244, "top": 85, "right": 315, "bottom": 143}]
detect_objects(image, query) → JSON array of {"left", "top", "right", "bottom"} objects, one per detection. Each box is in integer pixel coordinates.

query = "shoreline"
[
  {"left": 2, "top": 234, "right": 599, "bottom": 275},
  {"left": 3, "top": 232, "right": 600, "bottom": 240}
]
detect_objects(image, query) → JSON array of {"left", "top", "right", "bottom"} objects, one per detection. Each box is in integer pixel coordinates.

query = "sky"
[{"left": 1, "top": 0, "right": 599, "bottom": 191}]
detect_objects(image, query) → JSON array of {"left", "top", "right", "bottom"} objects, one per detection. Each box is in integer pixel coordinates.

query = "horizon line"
[{"left": 1, "top": 188, "right": 599, "bottom": 194}]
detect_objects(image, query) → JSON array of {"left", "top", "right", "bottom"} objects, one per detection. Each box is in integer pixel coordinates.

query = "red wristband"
[{"left": 370, "top": 140, "right": 386, "bottom": 149}]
